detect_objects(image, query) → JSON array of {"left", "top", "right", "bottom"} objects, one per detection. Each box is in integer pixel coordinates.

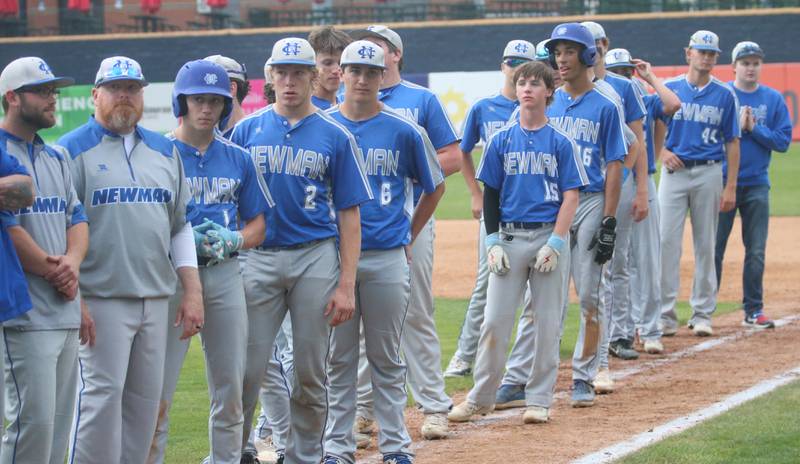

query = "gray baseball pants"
[{"left": 630, "top": 175, "right": 662, "bottom": 341}]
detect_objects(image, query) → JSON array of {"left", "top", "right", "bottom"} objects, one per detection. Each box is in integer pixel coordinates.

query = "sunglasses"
[
  {"left": 17, "top": 87, "right": 61, "bottom": 98},
  {"left": 503, "top": 58, "right": 531, "bottom": 68}
]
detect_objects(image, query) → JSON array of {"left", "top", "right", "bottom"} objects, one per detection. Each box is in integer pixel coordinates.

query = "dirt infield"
[{"left": 395, "top": 217, "right": 800, "bottom": 463}]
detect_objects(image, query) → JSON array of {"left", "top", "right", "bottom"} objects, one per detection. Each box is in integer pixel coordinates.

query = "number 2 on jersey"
[{"left": 304, "top": 185, "right": 317, "bottom": 210}]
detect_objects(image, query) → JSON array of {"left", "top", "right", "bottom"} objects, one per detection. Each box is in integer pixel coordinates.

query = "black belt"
[
  {"left": 197, "top": 251, "right": 238, "bottom": 267},
  {"left": 501, "top": 222, "right": 551, "bottom": 230},
  {"left": 255, "top": 237, "right": 329, "bottom": 252},
  {"left": 678, "top": 158, "right": 721, "bottom": 168}
]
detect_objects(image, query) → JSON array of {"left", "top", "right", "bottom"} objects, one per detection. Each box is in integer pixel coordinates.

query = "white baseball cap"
[
  {"left": 605, "top": 48, "right": 634, "bottom": 69},
  {"left": 352, "top": 25, "right": 403, "bottom": 52},
  {"left": 0, "top": 57, "right": 74, "bottom": 95},
  {"left": 535, "top": 39, "right": 551, "bottom": 61},
  {"left": 731, "top": 41, "right": 764, "bottom": 62},
  {"left": 340, "top": 40, "right": 385, "bottom": 69},
  {"left": 263, "top": 58, "right": 273, "bottom": 84},
  {"left": 581, "top": 21, "right": 606, "bottom": 40},
  {"left": 204, "top": 55, "right": 247, "bottom": 81},
  {"left": 688, "top": 30, "right": 721, "bottom": 53},
  {"left": 269, "top": 38, "right": 316, "bottom": 66},
  {"left": 95, "top": 56, "right": 147, "bottom": 87},
  {"left": 503, "top": 40, "right": 535, "bottom": 61}
]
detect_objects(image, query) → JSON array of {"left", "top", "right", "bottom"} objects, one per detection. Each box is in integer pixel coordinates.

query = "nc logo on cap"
[
  {"left": 557, "top": 26, "right": 567, "bottom": 35},
  {"left": 702, "top": 34, "right": 714, "bottom": 44},
  {"left": 110, "top": 59, "right": 139, "bottom": 78},
  {"left": 204, "top": 73, "right": 218, "bottom": 85},
  {"left": 358, "top": 45, "right": 376, "bottom": 60},
  {"left": 282, "top": 42, "right": 301, "bottom": 56},
  {"left": 38, "top": 60, "right": 53, "bottom": 76},
  {"left": 515, "top": 43, "right": 529, "bottom": 54},
  {"left": 614, "top": 50, "right": 625, "bottom": 60}
]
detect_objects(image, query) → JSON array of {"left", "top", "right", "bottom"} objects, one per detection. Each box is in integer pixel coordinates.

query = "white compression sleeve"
[{"left": 170, "top": 222, "right": 198, "bottom": 269}]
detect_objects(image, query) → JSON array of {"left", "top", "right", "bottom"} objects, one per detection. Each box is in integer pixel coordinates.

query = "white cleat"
[
  {"left": 444, "top": 355, "right": 472, "bottom": 378},
  {"left": 692, "top": 322, "right": 713, "bottom": 337},
  {"left": 523, "top": 406, "right": 549, "bottom": 424},
  {"left": 446, "top": 402, "right": 493, "bottom": 424},
  {"left": 422, "top": 412, "right": 452, "bottom": 438},
  {"left": 644, "top": 339, "right": 664, "bottom": 354},
  {"left": 355, "top": 415, "right": 375, "bottom": 434},
  {"left": 355, "top": 431, "right": 370, "bottom": 449},
  {"left": 594, "top": 368, "right": 615, "bottom": 394}
]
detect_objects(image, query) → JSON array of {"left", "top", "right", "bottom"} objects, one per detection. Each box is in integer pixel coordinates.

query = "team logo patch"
[
  {"left": 97, "top": 163, "right": 109, "bottom": 172},
  {"left": 514, "top": 42, "right": 528, "bottom": 54},
  {"left": 702, "top": 34, "right": 714, "bottom": 44},
  {"left": 358, "top": 45, "right": 376, "bottom": 60},
  {"left": 204, "top": 73, "right": 218, "bottom": 85},
  {"left": 282, "top": 42, "right": 301, "bottom": 56},
  {"left": 557, "top": 26, "right": 567, "bottom": 35},
  {"left": 109, "top": 59, "right": 141, "bottom": 79},
  {"left": 38, "top": 60, "right": 53, "bottom": 76}
]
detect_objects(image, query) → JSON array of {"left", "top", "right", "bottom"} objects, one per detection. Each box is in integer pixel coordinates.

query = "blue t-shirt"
[
  {"left": 477, "top": 121, "right": 589, "bottom": 223},
  {"left": 664, "top": 75, "right": 741, "bottom": 162},
  {"left": 0, "top": 146, "right": 33, "bottom": 320},
  {"left": 546, "top": 87, "right": 628, "bottom": 193},
  {"left": 170, "top": 135, "right": 273, "bottom": 230},
  {"left": 726, "top": 83, "right": 792, "bottom": 186},
  {"left": 231, "top": 107, "right": 373, "bottom": 247},
  {"left": 460, "top": 93, "right": 518, "bottom": 153},
  {"left": 327, "top": 107, "right": 444, "bottom": 250}
]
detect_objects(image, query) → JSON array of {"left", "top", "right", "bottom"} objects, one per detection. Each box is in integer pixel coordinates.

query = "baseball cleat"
[
  {"left": 571, "top": 379, "right": 596, "bottom": 407},
  {"left": 495, "top": 384, "right": 526, "bottom": 410},
  {"left": 240, "top": 451, "right": 261, "bottom": 464},
  {"left": 355, "top": 431, "right": 370, "bottom": 449},
  {"left": 643, "top": 339, "right": 664, "bottom": 354},
  {"left": 323, "top": 455, "right": 346, "bottom": 464},
  {"left": 593, "top": 368, "right": 615, "bottom": 394},
  {"left": 422, "top": 412, "right": 451, "bottom": 438},
  {"left": 447, "top": 401, "right": 493, "bottom": 423},
  {"left": 661, "top": 319, "right": 678, "bottom": 337},
  {"left": 254, "top": 436, "right": 278, "bottom": 464},
  {"left": 609, "top": 339, "right": 640, "bottom": 360},
  {"left": 743, "top": 312, "right": 775, "bottom": 329},
  {"left": 383, "top": 452, "right": 413, "bottom": 464},
  {"left": 692, "top": 322, "right": 713, "bottom": 337},
  {"left": 523, "top": 406, "right": 549, "bottom": 424},
  {"left": 355, "top": 415, "right": 375, "bottom": 434},
  {"left": 444, "top": 355, "right": 472, "bottom": 378}
]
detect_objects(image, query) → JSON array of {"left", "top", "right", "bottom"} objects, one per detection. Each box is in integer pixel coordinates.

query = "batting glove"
[
  {"left": 206, "top": 225, "right": 244, "bottom": 258},
  {"left": 588, "top": 216, "right": 617, "bottom": 265},
  {"left": 535, "top": 234, "right": 566, "bottom": 273},
  {"left": 193, "top": 219, "right": 224, "bottom": 259},
  {"left": 485, "top": 232, "right": 510, "bottom": 276}
]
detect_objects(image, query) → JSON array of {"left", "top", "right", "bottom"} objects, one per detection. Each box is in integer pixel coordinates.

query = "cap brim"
[
  {"left": 95, "top": 75, "right": 149, "bottom": 87},
  {"left": 734, "top": 51, "right": 764, "bottom": 60},
  {"left": 341, "top": 61, "right": 386, "bottom": 69},
  {"left": 503, "top": 55, "right": 533, "bottom": 61},
  {"left": 18, "top": 76, "right": 75, "bottom": 90},
  {"left": 606, "top": 62, "right": 634, "bottom": 69},
  {"left": 180, "top": 86, "right": 232, "bottom": 99},
  {"left": 268, "top": 59, "right": 315, "bottom": 66},
  {"left": 690, "top": 45, "right": 721, "bottom": 52},
  {"left": 350, "top": 30, "right": 400, "bottom": 50}
]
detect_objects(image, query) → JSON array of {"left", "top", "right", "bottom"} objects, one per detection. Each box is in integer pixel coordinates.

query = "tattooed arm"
[{"left": 0, "top": 174, "right": 34, "bottom": 211}]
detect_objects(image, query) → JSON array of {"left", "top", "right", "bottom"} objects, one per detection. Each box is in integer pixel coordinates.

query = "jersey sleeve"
[
  {"left": 0, "top": 148, "right": 29, "bottom": 177},
  {"left": 422, "top": 93, "right": 460, "bottom": 150},
  {"left": 622, "top": 81, "right": 647, "bottom": 123},
  {"left": 557, "top": 134, "right": 590, "bottom": 192},
  {"left": 601, "top": 103, "right": 629, "bottom": 164},
  {"left": 409, "top": 127, "right": 444, "bottom": 194},
  {"left": 61, "top": 157, "right": 88, "bottom": 228},
  {"left": 475, "top": 131, "right": 504, "bottom": 191},
  {"left": 331, "top": 131, "right": 374, "bottom": 210},
  {"left": 237, "top": 148, "right": 274, "bottom": 222},
  {"left": 229, "top": 120, "right": 249, "bottom": 148},
  {"left": 750, "top": 91, "right": 793, "bottom": 153},
  {"left": 459, "top": 103, "right": 482, "bottom": 153},
  {"left": 721, "top": 89, "right": 742, "bottom": 142},
  {"left": 170, "top": 148, "right": 191, "bottom": 236}
]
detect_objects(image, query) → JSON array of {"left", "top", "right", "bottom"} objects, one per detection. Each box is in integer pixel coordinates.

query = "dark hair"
[
  {"left": 513, "top": 61, "right": 556, "bottom": 105},
  {"left": 232, "top": 79, "right": 250, "bottom": 105},
  {"left": 308, "top": 26, "right": 352, "bottom": 55},
  {"left": 262, "top": 83, "right": 276, "bottom": 105}
]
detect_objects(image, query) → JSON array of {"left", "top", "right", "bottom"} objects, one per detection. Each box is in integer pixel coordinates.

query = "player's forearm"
[
  {"left": 437, "top": 143, "right": 462, "bottom": 177},
  {"left": 652, "top": 80, "right": 681, "bottom": 116},
  {"left": 6, "top": 225, "right": 54, "bottom": 276},
  {"left": 65, "top": 222, "right": 89, "bottom": 263},
  {"left": 634, "top": 143, "right": 649, "bottom": 194},
  {"left": 724, "top": 139, "right": 741, "bottom": 189},
  {"left": 0, "top": 174, "right": 34, "bottom": 211},
  {"left": 336, "top": 206, "right": 361, "bottom": 288},
  {"left": 461, "top": 151, "right": 482, "bottom": 196},
  {"left": 175, "top": 266, "right": 203, "bottom": 295},
  {"left": 554, "top": 190, "right": 579, "bottom": 238},
  {"left": 603, "top": 162, "right": 623, "bottom": 217},
  {"left": 240, "top": 215, "right": 266, "bottom": 249},
  {"left": 411, "top": 182, "right": 445, "bottom": 241},
  {"left": 623, "top": 120, "right": 644, "bottom": 169},
  {"left": 654, "top": 121, "right": 667, "bottom": 160}
]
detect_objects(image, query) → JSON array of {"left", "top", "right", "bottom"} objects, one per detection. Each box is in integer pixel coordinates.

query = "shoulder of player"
[
  {"left": 213, "top": 134, "right": 251, "bottom": 161},
  {"left": 708, "top": 76, "right": 737, "bottom": 98},
  {"left": 55, "top": 121, "right": 103, "bottom": 160},
  {"left": 399, "top": 79, "right": 433, "bottom": 93},
  {"left": 486, "top": 120, "right": 517, "bottom": 146},
  {"left": 135, "top": 126, "right": 176, "bottom": 159},
  {"left": 379, "top": 106, "right": 427, "bottom": 133},
  {"left": 314, "top": 110, "right": 360, "bottom": 142},
  {"left": 233, "top": 105, "right": 273, "bottom": 129},
  {"left": 589, "top": 86, "right": 624, "bottom": 111}
]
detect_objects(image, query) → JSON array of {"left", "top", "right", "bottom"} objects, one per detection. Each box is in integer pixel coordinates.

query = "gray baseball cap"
[
  {"left": 204, "top": 55, "right": 248, "bottom": 81},
  {"left": 351, "top": 25, "right": 403, "bottom": 52},
  {"left": 95, "top": 56, "right": 148, "bottom": 87},
  {"left": 0, "top": 57, "right": 74, "bottom": 95},
  {"left": 731, "top": 41, "right": 764, "bottom": 62}
]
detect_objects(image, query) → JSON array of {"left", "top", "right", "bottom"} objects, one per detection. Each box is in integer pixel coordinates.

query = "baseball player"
[
  {"left": 323, "top": 40, "right": 445, "bottom": 464},
  {"left": 535, "top": 39, "right": 562, "bottom": 87},
  {"left": 444, "top": 39, "right": 535, "bottom": 379},
  {"left": 308, "top": 26, "right": 351, "bottom": 110},
  {"left": 148, "top": 59, "right": 272, "bottom": 464},
  {"left": 0, "top": 57, "right": 87, "bottom": 464},
  {"left": 604, "top": 50, "right": 681, "bottom": 357},
  {"left": 204, "top": 55, "right": 251, "bottom": 136},
  {"left": 58, "top": 56, "right": 203, "bottom": 464},
  {"left": 660, "top": 31, "right": 740, "bottom": 337},
  {"left": 715, "top": 41, "right": 791, "bottom": 329},
  {"left": 349, "top": 24, "right": 461, "bottom": 441},
  {"left": 448, "top": 60, "right": 588, "bottom": 424},
  {"left": 231, "top": 37, "right": 372, "bottom": 464}
]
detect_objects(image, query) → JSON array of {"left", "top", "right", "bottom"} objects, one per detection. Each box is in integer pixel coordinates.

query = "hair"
[
  {"left": 308, "top": 26, "right": 352, "bottom": 55},
  {"left": 513, "top": 61, "right": 556, "bottom": 105},
  {"left": 262, "top": 83, "right": 276, "bottom": 104},
  {"left": 232, "top": 79, "right": 250, "bottom": 105}
]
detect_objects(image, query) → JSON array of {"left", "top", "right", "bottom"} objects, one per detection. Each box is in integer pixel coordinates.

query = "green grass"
[
  {"left": 618, "top": 379, "right": 800, "bottom": 464},
  {"left": 165, "top": 298, "right": 738, "bottom": 462},
  {"left": 436, "top": 144, "right": 799, "bottom": 220}
]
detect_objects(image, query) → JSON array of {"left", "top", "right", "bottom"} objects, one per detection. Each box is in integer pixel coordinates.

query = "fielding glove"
[
  {"left": 535, "top": 234, "right": 565, "bottom": 273},
  {"left": 485, "top": 232, "right": 510, "bottom": 276},
  {"left": 588, "top": 216, "right": 617, "bottom": 265}
]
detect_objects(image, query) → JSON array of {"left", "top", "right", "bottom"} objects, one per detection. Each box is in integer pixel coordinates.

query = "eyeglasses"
[
  {"left": 17, "top": 87, "right": 60, "bottom": 98},
  {"left": 503, "top": 58, "right": 530, "bottom": 68}
]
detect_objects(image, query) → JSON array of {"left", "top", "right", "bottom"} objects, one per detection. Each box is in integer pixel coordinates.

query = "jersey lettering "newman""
[
  {"left": 250, "top": 145, "right": 330, "bottom": 181},
  {"left": 502, "top": 151, "right": 559, "bottom": 177},
  {"left": 187, "top": 177, "right": 241, "bottom": 205},
  {"left": 13, "top": 196, "right": 67, "bottom": 216},
  {"left": 672, "top": 102, "right": 724, "bottom": 125},
  {"left": 363, "top": 148, "right": 400, "bottom": 176},
  {"left": 91, "top": 186, "right": 173, "bottom": 206},
  {"left": 548, "top": 116, "right": 600, "bottom": 145}
]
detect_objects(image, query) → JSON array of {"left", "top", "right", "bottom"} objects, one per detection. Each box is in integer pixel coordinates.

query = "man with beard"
[
  {"left": 56, "top": 56, "right": 203, "bottom": 464},
  {"left": 0, "top": 57, "right": 85, "bottom": 464}
]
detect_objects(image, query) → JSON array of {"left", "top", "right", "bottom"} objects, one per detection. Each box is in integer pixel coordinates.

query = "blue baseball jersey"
[
  {"left": 603, "top": 72, "right": 647, "bottom": 124},
  {"left": 230, "top": 107, "right": 373, "bottom": 247},
  {"left": 726, "top": 83, "right": 792, "bottom": 186},
  {"left": 327, "top": 106, "right": 444, "bottom": 250},
  {"left": 460, "top": 93, "right": 518, "bottom": 153},
  {"left": 546, "top": 87, "right": 628, "bottom": 193},
  {"left": 641, "top": 89, "right": 667, "bottom": 174},
  {"left": 664, "top": 75, "right": 740, "bottom": 161},
  {"left": 312, "top": 95, "right": 334, "bottom": 110},
  {"left": 169, "top": 134, "right": 274, "bottom": 230},
  {"left": 476, "top": 121, "right": 589, "bottom": 223},
  {"left": 0, "top": 146, "right": 33, "bottom": 321}
]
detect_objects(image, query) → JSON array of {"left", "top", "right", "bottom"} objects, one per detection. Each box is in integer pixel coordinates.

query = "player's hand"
[
  {"left": 58, "top": 279, "right": 79, "bottom": 301},
  {"left": 631, "top": 189, "right": 649, "bottom": 222},
  {"left": 661, "top": 149, "right": 684, "bottom": 172},
  {"left": 44, "top": 254, "right": 80, "bottom": 289},
  {"left": 324, "top": 284, "right": 356, "bottom": 327},
  {"left": 404, "top": 244, "right": 413, "bottom": 265},
  {"left": 206, "top": 227, "right": 243, "bottom": 258},
  {"left": 739, "top": 106, "right": 751, "bottom": 132},
  {"left": 470, "top": 191, "right": 483, "bottom": 220},
  {"left": 748, "top": 111, "right": 757, "bottom": 132},
  {"left": 720, "top": 186, "right": 736, "bottom": 212},
  {"left": 175, "top": 288, "right": 204, "bottom": 340},
  {"left": 588, "top": 216, "right": 616, "bottom": 265},
  {"left": 485, "top": 232, "right": 510, "bottom": 276},
  {"left": 535, "top": 234, "right": 565, "bottom": 273},
  {"left": 79, "top": 300, "right": 96, "bottom": 347},
  {"left": 632, "top": 59, "right": 654, "bottom": 83}
]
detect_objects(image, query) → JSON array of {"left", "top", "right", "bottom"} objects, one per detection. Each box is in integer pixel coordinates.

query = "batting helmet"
[
  {"left": 171, "top": 59, "right": 232, "bottom": 119},
  {"left": 544, "top": 23, "right": 597, "bottom": 67}
]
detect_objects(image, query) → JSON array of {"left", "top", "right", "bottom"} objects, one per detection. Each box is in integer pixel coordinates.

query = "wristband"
[
  {"left": 485, "top": 232, "right": 501, "bottom": 248},
  {"left": 547, "top": 234, "right": 566, "bottom": 253}
]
